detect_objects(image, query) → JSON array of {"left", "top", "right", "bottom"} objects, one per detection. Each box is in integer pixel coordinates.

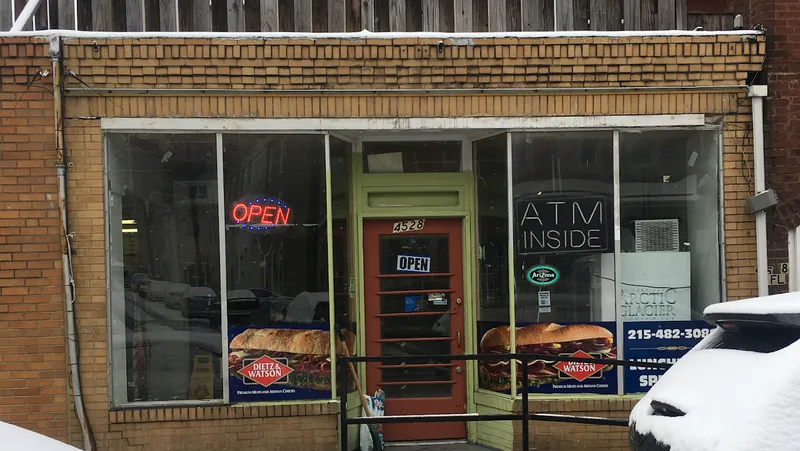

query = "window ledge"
[{"left": 109, "top": 400, "right": 339, "bottom": 424}]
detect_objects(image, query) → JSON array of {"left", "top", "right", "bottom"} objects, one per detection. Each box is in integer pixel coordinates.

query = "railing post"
[
  {"left": 340, "top": 356, "right": 348, "bottom": 451},
  {"left": 521, "top": 355, "right": 529, "bottom": 451}
]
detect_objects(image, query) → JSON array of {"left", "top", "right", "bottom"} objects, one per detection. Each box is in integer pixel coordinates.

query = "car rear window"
[{"left": 713, "top": 323, "right": 800, "bottom": 353}]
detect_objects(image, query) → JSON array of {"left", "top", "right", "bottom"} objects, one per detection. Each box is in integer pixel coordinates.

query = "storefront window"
[
  {"left": 330, "top": 136, "right": 357, "bottom": 393},
  {"left": 222, "top": 134, "right": 340, "bottom": 402},
  {"left": 510, "top": 132, "right": 617, "bottom": 395},
  {"left": 474, "top": 134, "right": 511, "bottom": 392},
  {"left": 363, "top": 141, "right": 461, "bottom": 173},
  {"left": 107, "top": 133, "right": 222, "bottom": 405},
  {"left": 620, "top": 130, "right": 720, "bottom": 394}
]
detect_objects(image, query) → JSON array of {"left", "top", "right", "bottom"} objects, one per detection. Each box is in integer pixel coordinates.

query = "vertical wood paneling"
[
  {"left": 159, "top": 0, "right": 177, "bottom": 30},
  {"left": 278, "top": 0, "right": 293, "bottom": 30},
  {"left": 294, "top": 0, "right": 312, "bottom": 31},
  {"left": 676, "top": 0, "right": 686, "bottom": 29},
  {"left": 312, "top": 0, "right": 327, "bottom": 31},
  {"left": 440, "top": 0, "right": 454, "bottom": 31},
  {"left": 126, "top": 0, "right": 144, "bottom": 30},
  {"left": 389, "top": 0, "right": 406, "bottom": 31},
  {"left": 473, "top": 0, "right": 487, "bottom": 31},
  {"left": 522, "top": 0, "right": 553, "bottom": 31},
  {"left": 623, "top": 0, "right": 640, "bottom": 30},
  {"left": 33, "top": 0, "right": 49, "bottom": 29},
  {"left": 641, "top": 0, "right": 656, "bottom": 30},
  {"left": 328, "top": 0, "right": 345, "bottom": 30},
  {"left": 374, "top": 0, "right": 389, "bottom": 31},
  {"left": 506, "top": 0, "right": 520, "bottom": 31},
  {"left": 260, "top": 0, "right": 278, "bottom": 31},
  {"left": 0, "top": 0, "right": 11, "bottom": 30},
  {"left": 227, "top": 0, "right": 244, "bottom": 31},
  {"left": 76, "top": 0, "right": 91, "bottom": 30},
  {"left": 554, "top": 0, "right": 573, "bottom": 31},
  {"left": 573, "top": 0, "right": 589, "bottom": 30},
  {"left": 92, "top": 0, "right": 111, "bottom": 30},
  {"left": 454, "top": 0, "right": 472, "bottom": 32},
  {"left": 591, "top": 0, "right": 621, "bottom": 30},
  {"left": 657, "top": 0, "right": 674, "bottom": 29},
  {"left": 422, "top": 0, "right": 439, "bottom": 31},
  {"left": 245, "top": 0, "right": 260, "bottom": 31},
  {"left": 487, "top": 0, "right": 505, "bottom": 31},
  {"left": 406, "top": 0, "right": 422, "bottom": 31},
  {"left": 361, "top": 0, "right": 374, "bottom": 30}
]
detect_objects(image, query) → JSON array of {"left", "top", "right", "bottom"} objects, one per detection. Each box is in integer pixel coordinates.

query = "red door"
[{"left": 363, "top": 218, "right": 466, "bottom": 442}]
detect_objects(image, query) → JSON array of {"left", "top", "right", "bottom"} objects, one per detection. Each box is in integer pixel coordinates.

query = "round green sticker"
[{"left": 526, "top": 265, "right": 560, "bottom": 286}]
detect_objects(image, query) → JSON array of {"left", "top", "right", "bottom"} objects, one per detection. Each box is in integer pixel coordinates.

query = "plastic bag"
[{"left": 359, "top": 390, "right": 386, "bottom": 451}]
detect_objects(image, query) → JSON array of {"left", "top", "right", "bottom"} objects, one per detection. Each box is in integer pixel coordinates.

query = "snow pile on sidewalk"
[
  {"left": 0, "top": 421, "right": 80, "bottom": 450},
  {"left": 630, "top": 329, "right": 800, "bottom": 451}
]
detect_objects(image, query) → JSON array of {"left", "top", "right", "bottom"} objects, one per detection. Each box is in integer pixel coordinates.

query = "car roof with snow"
[{"left": 704, "top": 290, "right": 800, "bottom": 316}]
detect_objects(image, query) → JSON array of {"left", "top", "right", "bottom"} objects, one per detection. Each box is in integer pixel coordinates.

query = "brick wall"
[
  {"left": 0, "top": 40, "right": 70, "bottom": 442},
  {"left": 741, "top": 0, "right": 800, "bottom": 294},
  {"left": 1, "top": 33, "right": 767, "bottom": 451}
]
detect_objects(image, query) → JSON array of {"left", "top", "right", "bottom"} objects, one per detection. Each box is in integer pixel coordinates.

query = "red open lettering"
[
  {"left": 247, "top": 205, "right": 262, "bottom": 222},
  {"left": 275, "top": 207, "right": 290, "bottom": 225},
  {"left": 260, "top": 206, "right": 277, "bottom": 225},
  {"left": 232, "top": 200, "right": 292, "bottom": 227}
]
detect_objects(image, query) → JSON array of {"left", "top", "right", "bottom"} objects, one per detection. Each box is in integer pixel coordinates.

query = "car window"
[{"left": 712, "top": 323, "right": 800, "bottom": 353}]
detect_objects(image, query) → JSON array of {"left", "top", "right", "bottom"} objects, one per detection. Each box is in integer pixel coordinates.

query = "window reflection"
[{"left": 107, "top": 133, "right": 222, "bottom": 404}]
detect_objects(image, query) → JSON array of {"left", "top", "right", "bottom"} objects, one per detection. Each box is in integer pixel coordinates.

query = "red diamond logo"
[
  {"left": 553, "top": 351, "right": 606, "bottom": 382},
  {"left": 237, "top": 356, "right": 294, "bottom": 388}
]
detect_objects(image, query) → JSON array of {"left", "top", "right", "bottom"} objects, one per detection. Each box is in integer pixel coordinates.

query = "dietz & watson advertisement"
[
  {"left": 228, "top": 325, "right": 355, "bottom": 402},
  {"left": 478, "top": 321, "right": 617, "bottom": 395}
]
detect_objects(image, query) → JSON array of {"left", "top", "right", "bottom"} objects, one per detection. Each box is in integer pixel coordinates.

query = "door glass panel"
[
  {"left": 379, "top": 293, "right": 452, "bottom": 314},
  {"left": 381, "top": 314, "right": 451, "bottom": 339},
  {"left": 379, "top": 275, "right": 451, "bottom": 292}
]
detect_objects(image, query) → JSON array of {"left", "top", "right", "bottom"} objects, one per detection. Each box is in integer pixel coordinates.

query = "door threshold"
[{"left": 387, "top": 440, "right": 469, "bottom": 447}]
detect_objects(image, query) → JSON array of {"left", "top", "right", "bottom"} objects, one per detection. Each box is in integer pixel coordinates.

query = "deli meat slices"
[
  {"left": 479, "top": 322, "right": 615, "bottom": 390},
  {"left": 228, "top": 328, "right": 355, "bottom": 391}
]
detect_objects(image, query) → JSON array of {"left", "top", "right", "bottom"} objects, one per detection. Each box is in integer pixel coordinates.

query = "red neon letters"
[{"left": 232, "top": 203, "right": 291, "bottom": 226}]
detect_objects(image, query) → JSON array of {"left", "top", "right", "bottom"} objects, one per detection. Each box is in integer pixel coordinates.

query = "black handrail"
[{"left": 338, "top": 353, "right": 671, "bottom": 450}]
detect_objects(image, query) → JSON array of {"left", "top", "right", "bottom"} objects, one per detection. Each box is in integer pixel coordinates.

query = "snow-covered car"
[
  {"left": 180, "top": 286, "right": 216, "bottom": 318},
  {"left": 629, "top": 291, "right": 800, "bottom": 451},
  {"left": 0, "top": 421, "right": 80, "bottom": 450},
  {"left": 164, "top": 283, "right": 191, "bottom": 310},
  {"left": 147, "top": 280, "right": 172, "bottom": 302}
]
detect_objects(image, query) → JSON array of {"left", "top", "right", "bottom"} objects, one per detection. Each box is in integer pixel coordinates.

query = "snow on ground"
[
  {"left": 630, "top": 327, "right": 800, "bottom": 451},
  {"left": 0, "top": 421, "right": 80, "bottom": 450},
  {"left": 704, "top": 290, "right": 800, "bottom": 315}
]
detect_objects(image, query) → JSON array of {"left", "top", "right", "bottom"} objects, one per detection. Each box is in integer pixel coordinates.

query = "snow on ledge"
[
  {"left": 704, "top": 291, "right": 800, "bottom": 316},
  {"left": 0, "top": 28, "right": 764, "bottom": 41}
]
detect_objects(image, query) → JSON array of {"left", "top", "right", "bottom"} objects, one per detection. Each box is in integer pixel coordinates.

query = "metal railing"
[{"left": 338, "top": 352, "right": 672, "bottom": 451}]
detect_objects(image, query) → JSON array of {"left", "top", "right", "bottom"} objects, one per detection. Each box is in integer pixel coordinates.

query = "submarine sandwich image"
[
  {"left": 228, "top": 328, "right": 355, "bottom": 390},
  {"left": 479, "top": 322, "right": 615, "bottom": 390}
]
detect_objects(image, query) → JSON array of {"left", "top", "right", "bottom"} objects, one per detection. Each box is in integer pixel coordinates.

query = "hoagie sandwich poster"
[
  {"left": 479, "top": 321, "right": 618, "bottom": 395},
  {"left": 228, "top": 325, "right": 355, "bottom": 402}
]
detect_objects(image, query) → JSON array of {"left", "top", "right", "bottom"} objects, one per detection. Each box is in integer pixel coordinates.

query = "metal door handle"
[{"left": 457, "top": 329, "right": 461, "bottom": 347}]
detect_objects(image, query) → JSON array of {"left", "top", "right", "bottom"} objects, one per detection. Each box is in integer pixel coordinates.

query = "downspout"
[
  {"left": 50, "top": 35, "right": 93, "bottom": 451},
  {"left": 748, "top": 85, "right": 769, "bottom": 297}
]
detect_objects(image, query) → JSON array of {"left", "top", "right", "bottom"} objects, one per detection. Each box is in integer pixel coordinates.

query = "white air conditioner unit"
[{"left": 635, "top": 219, "right": 679, "bottom": 252}]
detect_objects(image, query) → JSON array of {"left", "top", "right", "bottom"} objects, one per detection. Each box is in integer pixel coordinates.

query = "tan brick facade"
[
  {"left": 0, "top": 33, "right": 766, "bottom": 451},
  {"left": 0, "top": 41, "right": 70, "bottom": 443}
]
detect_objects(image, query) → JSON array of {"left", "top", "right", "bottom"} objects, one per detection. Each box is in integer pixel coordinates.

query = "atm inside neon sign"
[{"left": 231, "top": 198, "right": 291, "bottom": 228}]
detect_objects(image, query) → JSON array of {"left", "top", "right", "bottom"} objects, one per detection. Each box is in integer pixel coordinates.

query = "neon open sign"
[{"left": 231, "top": 198, "right": 291, "bottom": 230}]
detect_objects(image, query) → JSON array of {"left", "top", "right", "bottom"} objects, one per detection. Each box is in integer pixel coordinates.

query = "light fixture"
[
  {"left": 121, "top": 228, "right": 139, "bottom": 234},
  {"left": 121, "top": 219, "right": 136, "bottom": 225}
]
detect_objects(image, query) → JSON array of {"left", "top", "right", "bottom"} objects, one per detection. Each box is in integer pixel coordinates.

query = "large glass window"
[
  {"left": 510, "top": 132, "right": 617, "bottom": 395},
  {"left": 474, "top": 134, "right": 511, "bottom": 392},
  {"left": 474, "top": 129, "right": 722, "bottom": 397},
  {"left": 619, "top": 130, "right": 721, "bottom": 394},
  {"left": 222, "top": 134, "right": 335, "bottom": 402},
  {"left": 107, "top": 133, "right": 222, "bottom": 405}
]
